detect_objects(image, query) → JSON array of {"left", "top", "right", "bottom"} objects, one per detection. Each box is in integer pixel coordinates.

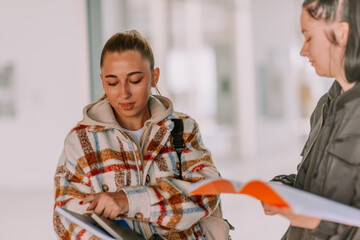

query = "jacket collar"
[{"left": 328, "top": 80, "right": 360, "bottom": 111}]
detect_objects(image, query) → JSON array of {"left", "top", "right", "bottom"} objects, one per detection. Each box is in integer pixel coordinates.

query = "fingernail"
[{"left": 79, "top": 201, "right": 83, "bottom": 205}]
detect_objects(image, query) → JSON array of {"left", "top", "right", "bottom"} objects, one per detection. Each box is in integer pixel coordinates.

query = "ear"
[
  {"left": 335, "top": 21, "right": 349, "bottom": 47},
  {"left": 152, "top": 67, "right": 160, "bottom": 87}
]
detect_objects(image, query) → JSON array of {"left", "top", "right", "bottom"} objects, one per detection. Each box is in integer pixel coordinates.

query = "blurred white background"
[{"left": 0, "top": 0, "right": 334, "bottom": 239}]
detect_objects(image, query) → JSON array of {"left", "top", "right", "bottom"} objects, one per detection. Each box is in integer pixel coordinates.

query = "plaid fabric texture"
[{"left": 54, "top": 110, "right": 220, "bottom": 240}]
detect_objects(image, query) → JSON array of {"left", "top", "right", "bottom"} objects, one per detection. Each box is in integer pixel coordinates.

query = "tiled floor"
[{"left": 0, "top": 151, "right": 299, "bottom": 240}]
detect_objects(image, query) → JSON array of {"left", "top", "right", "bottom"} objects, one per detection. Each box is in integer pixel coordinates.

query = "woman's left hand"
[
  {"left": 82, "top": 191, "right": 129, "bottom": 219},
  {"left": 262, "top": 203, "right": 321, "bottom": 230}
]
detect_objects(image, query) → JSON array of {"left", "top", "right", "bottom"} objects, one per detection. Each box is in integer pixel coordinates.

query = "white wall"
[
  {"left": 0, "top": 0, "right": 90, "bottom": 190},
  {"left": 252, "top": 0, "right": 303, "bottom": 155}
]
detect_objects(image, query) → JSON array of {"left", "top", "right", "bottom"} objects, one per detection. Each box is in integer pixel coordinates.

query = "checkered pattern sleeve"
[{"left": 53, "top": 129, "right": 99, "bottom": 240}]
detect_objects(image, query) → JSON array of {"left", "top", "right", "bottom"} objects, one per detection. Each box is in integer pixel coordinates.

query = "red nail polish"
[{"left": 79, "top": 201, "right": 83, "bottom": 205}]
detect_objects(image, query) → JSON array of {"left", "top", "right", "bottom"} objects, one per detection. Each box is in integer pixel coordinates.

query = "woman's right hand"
[
  {"left": 81, "top": 191, "right": 129, "bottom": 219},
  {"left": 261, "top": 202, "right": 278, "bottom": 216},
  {"left": 260, "top": 202, "right": 321, "bottom": 229}
]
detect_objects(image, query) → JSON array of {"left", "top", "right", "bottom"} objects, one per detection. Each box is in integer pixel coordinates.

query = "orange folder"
[
  {"left": 188, "top": 178, "right": 360, "bottom": 227},
  {"left": 189, "top": 178, "right": 289, "bottom": 208}
]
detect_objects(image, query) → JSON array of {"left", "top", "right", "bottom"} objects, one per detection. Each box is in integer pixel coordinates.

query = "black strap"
[
  {"left": 171, "top": 119, "right": 234, "bottom": 234},
  {"left": 171, "top": 119, "right": 185, "bottom": 179}
]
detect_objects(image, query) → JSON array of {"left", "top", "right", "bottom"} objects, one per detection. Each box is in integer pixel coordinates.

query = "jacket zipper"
[{"left": 321, "top": 99, "right": 341, "bottom": 195}]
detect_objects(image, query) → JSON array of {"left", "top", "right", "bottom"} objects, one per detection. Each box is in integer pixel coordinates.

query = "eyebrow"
[{"left": 104, "top": 71, "right": 144, "bottom": 78}]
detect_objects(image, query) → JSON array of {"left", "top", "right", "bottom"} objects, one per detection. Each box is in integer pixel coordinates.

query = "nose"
[
  {"left": 120, "top": 82, "right": 131, "bottom": 99},
  {"left": 300, "top": 42, "right": 308, "bottom": 57}
]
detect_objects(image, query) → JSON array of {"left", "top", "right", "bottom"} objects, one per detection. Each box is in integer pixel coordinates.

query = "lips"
[{"left": 120, "top": 103, "right": 135, "bottom": 110}]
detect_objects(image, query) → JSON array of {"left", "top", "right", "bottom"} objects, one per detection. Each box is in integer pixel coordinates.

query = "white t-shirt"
[{"left": 123, "top": 127, "right": 145, "bottom": 144}]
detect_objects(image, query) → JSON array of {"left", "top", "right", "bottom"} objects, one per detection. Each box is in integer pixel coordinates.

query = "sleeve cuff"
[
  {"left": 310, "top": 220, "right": 337, "bottom": 238},
  {"left": 271, "top": 174, "right": 296, "bottom": 186},
  {"left": 122, "top": 186, "right": 151, "bottom": 219}
]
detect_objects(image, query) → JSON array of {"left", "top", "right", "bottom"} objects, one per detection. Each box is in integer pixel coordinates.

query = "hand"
[
  {"left": 261, "top": 202, "right": 278, "bottom": 215},
  {"left": 82, "top": 191, "right": 129, "bottom": 219},
  {"left": 261, "top": 202, "right": 321, "bottom": 230}
]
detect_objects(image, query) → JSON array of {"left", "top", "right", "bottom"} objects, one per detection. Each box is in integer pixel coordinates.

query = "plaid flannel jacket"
[{"left": 53, "top": 96, "right": 220, "bottom": 240}]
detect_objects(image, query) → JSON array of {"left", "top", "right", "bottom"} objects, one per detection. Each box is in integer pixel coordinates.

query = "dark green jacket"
[{"left": 274, "top": 81, "right": 360, "bottom": 240}]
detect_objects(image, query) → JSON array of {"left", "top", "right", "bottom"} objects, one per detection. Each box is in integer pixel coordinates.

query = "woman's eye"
[
  {"left": 108, "top": 82, "right": 118, "bottom": 86},
  {"left": 130, "top": 77, "right": 143, "bottom": 84}
]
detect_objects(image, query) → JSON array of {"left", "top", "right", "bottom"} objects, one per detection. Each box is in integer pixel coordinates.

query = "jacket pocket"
[{"left": 328, "top": 135, "right": 360, "bottom": 165}]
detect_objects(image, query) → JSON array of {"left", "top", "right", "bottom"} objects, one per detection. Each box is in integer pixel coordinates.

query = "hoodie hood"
[{"left": 78, "top": 95, "right": 174, "bottom": 130}]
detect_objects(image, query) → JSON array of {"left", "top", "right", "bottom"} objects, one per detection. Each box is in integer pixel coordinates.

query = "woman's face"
[
  {"left": 299, "top": 7, "right": 344, "bottom": 78},
  {"left": 100, "top": 50, "right": 159, "bottom": 128}
]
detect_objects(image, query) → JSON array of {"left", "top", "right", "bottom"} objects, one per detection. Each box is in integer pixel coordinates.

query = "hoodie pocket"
[{"left": 328, "top": 135, "right": 360, "bottom": 166}]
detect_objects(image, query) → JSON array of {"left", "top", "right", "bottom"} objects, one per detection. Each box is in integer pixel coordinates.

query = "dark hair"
[
  {"left": 100, "top": 30, "right": 155, "bottom": 71},
  {"left": 303, "top": 0, "right": 360, "bottom": 83}
]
